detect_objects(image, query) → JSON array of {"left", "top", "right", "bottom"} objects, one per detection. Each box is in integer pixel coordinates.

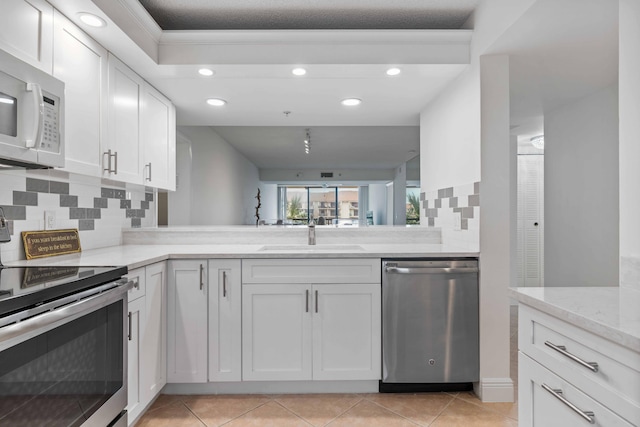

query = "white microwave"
[{"left": 0, "top": 49, "right": 64, "bottom": 168}]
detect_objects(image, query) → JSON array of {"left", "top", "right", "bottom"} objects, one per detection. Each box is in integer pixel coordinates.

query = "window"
[
  {"left": 406, "top": 187, "right": 421, "bottom": 224},
  {"left": 279, "top": 186, "right": 360, "bottom": 225}
]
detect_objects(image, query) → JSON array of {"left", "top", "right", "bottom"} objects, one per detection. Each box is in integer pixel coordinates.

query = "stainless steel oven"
[{"left": 0, "top": 266, "right": 131, "bottom": 426}]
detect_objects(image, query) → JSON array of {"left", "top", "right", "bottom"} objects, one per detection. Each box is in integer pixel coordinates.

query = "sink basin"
[{"left": 258, "top": 244, "right": 364, "bottom": 252}]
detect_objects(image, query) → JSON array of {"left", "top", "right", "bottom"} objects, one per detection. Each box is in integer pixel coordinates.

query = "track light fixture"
[{"left": 304, "top": 129, "right": 311, "bottom": 154}]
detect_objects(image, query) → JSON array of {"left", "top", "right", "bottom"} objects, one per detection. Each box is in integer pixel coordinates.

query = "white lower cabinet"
[
  {"left": 126, "top": 295, "right": 146, "bottom": 423},
  {"left": 242, "top": 284, "right": 313, "bottom": 381},
  {"left": 208, "top": 260, "right": 242, "bottom": 382},
  {"left": 167, "top": 260, "right": 208, "bottom": 383},
  {"left": 518, "top": 304, "right": 640, "bottom": 427},
  {"left": 242, "top": 278, "right": 381, "bottom": 382},
  {"left": 312, "top": 284, "right": 381, "bottom": 380},
  {"left": 141, "top": 263, "right": 167, "bottom": 401},
  {"left": 125, "top": 262, "right": 166, "bottom": 426}
]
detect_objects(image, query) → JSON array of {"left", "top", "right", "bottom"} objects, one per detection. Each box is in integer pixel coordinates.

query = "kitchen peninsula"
[{"left": 4, "top": 225, "right": 479, "bottom": 425}]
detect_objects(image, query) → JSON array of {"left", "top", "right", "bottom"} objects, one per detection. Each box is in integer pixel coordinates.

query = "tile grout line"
[
  {"left": 425, "top": 394, "right": 458, "bottom": 427},
  {"left": 269, "top": 400, "right": 315, "bottom": 426},
  {"left": 318, "top": 395, "right": 365, "bottom": 427},
  {"left": 180, "top": 401, "right": 208, "bottom": 427},
  {"left": 360, "top": 397, "right": 426, "bottom": 426},
  {"left": 208, "top": 398, "right": 276, "bottom": 426}
]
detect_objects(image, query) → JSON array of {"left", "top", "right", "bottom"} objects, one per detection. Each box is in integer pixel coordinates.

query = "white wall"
[
  {"left": 478, "top": 55, "right": 515, "bottom": 402},
  {"left": 258, "top": 183, "right": 278, "bottom": 222},
  {"left": 420, "top": 69, "right": 481, "bottom": 192},
  {"left": 619, "top": 0, "right": 640, "bottom": 290},
  {"left": 368, "top": 183, "right": 387, "bottom": 226},
  {"left": 168, "top": 134, "right": 192, "bottom": 225},
  {"left": 392, "top": 163, "right": 407, "bottom": 225},
  {"left": 544, "top": 85, "right": 619, "bottom": 286},
  {"left": 176, "top": 126, "right": 262, "bottom": 225},
  {"left": 418, "top": 0, "right": 537, "bottom": 402}
]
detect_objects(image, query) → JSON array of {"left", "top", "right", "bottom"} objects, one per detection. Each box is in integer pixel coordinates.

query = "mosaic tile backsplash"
[
  {"left": 0, "top": 168, "right": 156, "bottom": 263},
  {"left": 421, "top": 181, "right": 480, "bottom": 250}
]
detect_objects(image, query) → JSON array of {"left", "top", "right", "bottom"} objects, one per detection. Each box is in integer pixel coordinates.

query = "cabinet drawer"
[
  {"left": 242, "top": 259, "right": 381, "bottom": 284},
  {"left": 519, "top": 352, "right": 636, "bottom": 427},
  {"left": 519, "top": 305, "right": 640, "bottom": 422},
  {"left": 126, "top": 267, "right": 146, "bottom": 302}
]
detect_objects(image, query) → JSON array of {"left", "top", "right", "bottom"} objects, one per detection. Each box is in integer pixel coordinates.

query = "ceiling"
[
  {"left": 137, "top": 0, "right": 478, "bottom": 30},
  {"left": 212, "top": 126, "right": 420, "bottom": 169},
  {"left": 51, "top": 0, "right": 475, "bottom": 173}
]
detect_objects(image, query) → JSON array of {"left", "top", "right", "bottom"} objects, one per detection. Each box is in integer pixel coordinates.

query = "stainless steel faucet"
[{"left": 308, "top": 219, "right": 316, "bottom": 245}]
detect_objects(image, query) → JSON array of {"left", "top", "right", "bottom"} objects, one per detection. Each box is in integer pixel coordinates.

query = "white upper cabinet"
[
  {"left": 53, "top": 11, "right": 107, "bottom": 177},
  {"left": 142, "top": 83, "right": 176, "bottom": 190},
  {"left": 106, "top": 54, "right": 144, "bottom": 184},
  {"left": 0, "top": 0, "right": 53, "bottom": 73}
]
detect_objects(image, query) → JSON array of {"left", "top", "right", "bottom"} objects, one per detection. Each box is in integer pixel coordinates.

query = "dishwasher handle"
[{"left": 385, "top": 266, "right": 478, "bottom": 274}]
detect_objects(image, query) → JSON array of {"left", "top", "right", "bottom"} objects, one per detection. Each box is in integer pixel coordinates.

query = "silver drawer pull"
[
  {"left": 542, "top": 383, "right": 595, "bottom": 424},
  {"left": 545, "top": 341, "right": 599, "bottom": 372}
]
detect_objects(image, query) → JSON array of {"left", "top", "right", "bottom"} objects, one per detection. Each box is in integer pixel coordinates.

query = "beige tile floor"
[{"left": 135, "top": 307, "right": 519, "bottom": 427}]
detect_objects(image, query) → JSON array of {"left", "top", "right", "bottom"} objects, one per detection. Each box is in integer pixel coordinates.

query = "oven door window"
[{"left": 0, "top": 300, "right": 123, "bottom": 426}]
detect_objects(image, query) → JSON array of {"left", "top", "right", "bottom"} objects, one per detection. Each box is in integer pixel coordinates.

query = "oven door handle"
[{"left": 0, "top": 280, "right": 134, "bottom": 351}]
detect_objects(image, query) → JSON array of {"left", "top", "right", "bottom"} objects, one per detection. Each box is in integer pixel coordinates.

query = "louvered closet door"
[{"left": 517, "top": 155, "right": 544, "bottom": 287}]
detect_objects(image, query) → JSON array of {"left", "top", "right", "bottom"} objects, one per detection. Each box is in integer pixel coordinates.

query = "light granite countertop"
[
  {"left": 509, "top": 287, "right": 640, "bottom": 352},
  {"left": 5, "top": 243, "right": 479, "bottom": 271}
]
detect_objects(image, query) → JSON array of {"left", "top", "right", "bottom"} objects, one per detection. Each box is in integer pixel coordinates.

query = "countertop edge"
[{"left": 509, "top": 287, "right": 640, "bottom": 353}]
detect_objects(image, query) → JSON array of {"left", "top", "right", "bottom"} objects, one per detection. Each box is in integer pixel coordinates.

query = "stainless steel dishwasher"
[{"left": 380, "top": 259, "right": 479, "bottom": 392}]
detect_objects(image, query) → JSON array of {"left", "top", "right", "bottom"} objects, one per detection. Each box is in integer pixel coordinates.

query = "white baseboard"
[
  {"left": 473, "top": 377, "right": 515, "bottom": 402},
  {"left": 163, "top": 380, "right": 379, "bottom": 395}
]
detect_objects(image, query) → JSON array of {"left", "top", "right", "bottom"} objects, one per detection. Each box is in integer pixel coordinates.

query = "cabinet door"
[
  {"left": 142, "top": 83, "right": 176, "bottom": 190},
  {"left": 312, "top": 284, "right": 381, "bottom": 380},
  {"left": 0, "top": 0, "right": 53, "bottom": 73},
  {"left": 242, "top": 284, "right": 312, "bottom": 381},
  {"left": 208, "top": 259, "right": 241, "bottom": 382},
  {"left": 141, "top": 262, "right": 166, "bottom": 401},
  {"left": 53, "top": 11, "right": 107, "bottom": 177},
  {"left": 126, "top": 297, "right": 146, "bottom": 423},
  {"left": 167, "top": 260, "right": 208, "bottom": 383},
  {"left": 106, "top": 54, "right": 143, "bottom": 184}
]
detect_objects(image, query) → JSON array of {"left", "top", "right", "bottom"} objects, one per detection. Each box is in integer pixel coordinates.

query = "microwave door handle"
[{"left": 25, "top": 83, "right": 44, "bottom": 149}]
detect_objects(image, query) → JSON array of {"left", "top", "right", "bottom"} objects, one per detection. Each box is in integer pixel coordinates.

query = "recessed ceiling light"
[
  {"left": 292, "top": 68, "right": 307, "bottom": 76},
  {"left": 198, "top": 68, "right": 214, "bottom": 76},
  {"left": 341, "top": 98, "right": 362, "bottom": 106},
  {"left": 78, "top": 13, "right": 106, "bottom": 28},
  {"left": 206, "top": 98, "right": 227, "bottom": 106},
  {"left": 386, "top": 67, "right": 401, "bottom": 76}
]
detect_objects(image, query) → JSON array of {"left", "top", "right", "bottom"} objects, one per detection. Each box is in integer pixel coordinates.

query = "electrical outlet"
[
  {"left": 453, "top": 212, "right": 462, "bottom": 231},
  {"left": 44, "top": 211, "right": 56, "bottom": 230}
]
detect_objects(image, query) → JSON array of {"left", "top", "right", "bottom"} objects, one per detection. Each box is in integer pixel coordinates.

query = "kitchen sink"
[{"left": 258, "top": 244, "right": 364, "bottom": 252}]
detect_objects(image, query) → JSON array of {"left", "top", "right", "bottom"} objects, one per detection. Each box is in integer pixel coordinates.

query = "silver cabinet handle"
[
  {"left": 199, "top": 264, "right": 204, "bottom": 290},
  {"left": 133, "top": 277, "right": 139, "bottom": 290},
  {"left": 305, "top": 289, "right": 309, "bottom": 313},
  {"left": 146, "top": 162, "right": 152, "bottom": 182},
  {"left": 113, "top": 151, "right": 118, "bottom": 174},
  {"left": 103, "top": 149, "right": 112, "bottom": 173},
  {"left": 315, "top": 290, "right": 318, "bottom": 313},
  {"left": 385, "top": 266, "right": 478, "bottom": 274},
  {"left": 222, "top": 271, "right": 227, "bottom": 298},
  {"left": 545, "top": 341, "right": 599, "bottom": 372},
  {"left": 541, "top": 383, "right": 595, "bottom": 424},
  {"left": 128, "top": 312, "right": 132, "bottom": 341}
]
